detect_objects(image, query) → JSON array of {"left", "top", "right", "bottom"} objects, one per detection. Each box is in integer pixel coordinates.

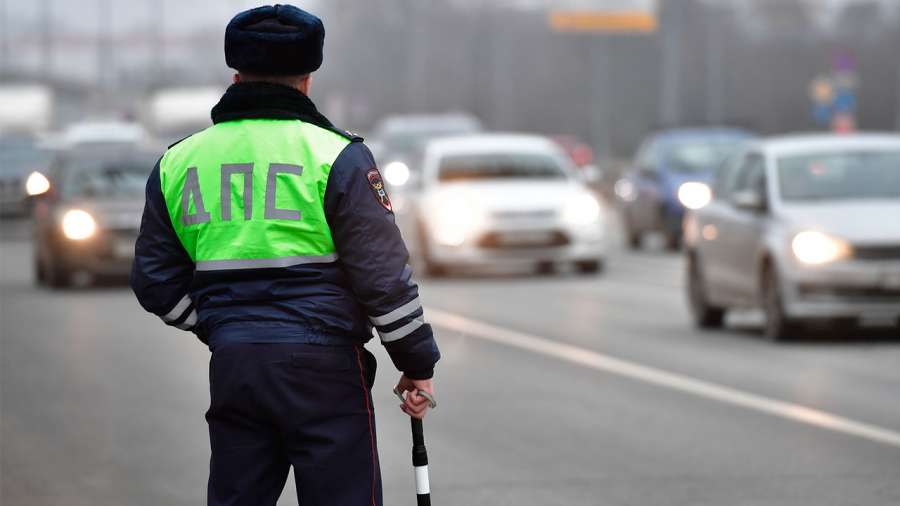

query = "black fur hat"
[{"left": 225, "top": 4, "right": 325, "bottom": 76}]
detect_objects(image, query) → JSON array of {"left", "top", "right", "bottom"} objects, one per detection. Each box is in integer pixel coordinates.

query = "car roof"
[
  {"left": 650, "top": 127, "right": 755, "bottom": 143},
  {"left": 426, "top": 133, "right": 562, "bottom": 157},
  {"left": 750, "top": 133, "right": 900, "bottom": 157},
  {"left": 57, "top": 120, "right": 147, "bottom": 148},
  {"left": 56, "top": 146, "right": 159, "bottom": 166}
]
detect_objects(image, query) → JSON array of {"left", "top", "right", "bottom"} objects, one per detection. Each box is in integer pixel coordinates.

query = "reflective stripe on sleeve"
[
  {"left": 369, "top": 297, "right": 422, "bottom": 327},
  {"left": 377, "top": 318, "right": 424, "bottom": 343},
  {"left": 195, "top": 253, "right": 339, "bottom": 271},
  {"left": 175, "top": 310, "right": 197, "bottom": 330},
  {"left": 162, "top": 294, "right": 192, "bottom": 323}
]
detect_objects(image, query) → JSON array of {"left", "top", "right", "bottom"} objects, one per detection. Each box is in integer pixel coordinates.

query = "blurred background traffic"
[{"left": 2, "top": 1, "right": 900, "bottom": 505}]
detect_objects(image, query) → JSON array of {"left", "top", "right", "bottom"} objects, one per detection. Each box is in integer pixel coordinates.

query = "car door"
[
  {"left": 695, "top": 152, "right": 743, "bottom": 298},
  {"left": 717, "top": 153, "right": 768, "bottom": 303},
  {"left": 630, "top": 139, "right": 663, "bottom": 231}
]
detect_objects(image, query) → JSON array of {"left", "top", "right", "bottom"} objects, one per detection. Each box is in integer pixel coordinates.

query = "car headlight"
[
  {"left": 791, "top": 230, "right": 851, "bottom": 265},
  {"left": 677, "top": 182, "right": 712, "bottom": 210},
  {"left": 563, "top": 192, "right": 601, "bottom": 226},
  {"left": 25, "top": 171, "right": 51, "bottom": 196},
  {"left": 614, "top": 179, "right": 637, "bottom": 202},
  {"left": 61, "top": 209, "right": 97, "bottom": 240},
  {"left": 430, "top": 192, "right": 483, "bottom": 246},
  {"left": 384, "top": 161, "right": 410, "bottom": 187}
]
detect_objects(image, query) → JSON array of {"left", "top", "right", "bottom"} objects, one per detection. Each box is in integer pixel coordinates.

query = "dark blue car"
[{"left": 616, "top": 128, "right": 754, "bottom": 250}]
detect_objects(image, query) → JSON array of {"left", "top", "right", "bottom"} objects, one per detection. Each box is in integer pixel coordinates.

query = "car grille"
[
  {"left": 477, "top": 230, "right": 570, "bottom": 249},
  {"left": 491, "top": 209, "right": 558, "bottom": 221},
  {"left": 853, "top": 244, "right": 900, "bottom": 261},
  {"left": 798, "top": 284, "right": 900, "bottom": 300}
]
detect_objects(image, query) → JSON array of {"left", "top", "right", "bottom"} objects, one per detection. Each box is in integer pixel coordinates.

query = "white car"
[
  {"left": 404, "top": 134, "right": 606, "bottom": 276},
  {"left": 685, "top": 133, "right": 900, "bottom": 339}
]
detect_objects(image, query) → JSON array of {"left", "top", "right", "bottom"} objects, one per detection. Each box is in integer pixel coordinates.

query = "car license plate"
[
  {"left": 883, "top": 272, "right": 900, "bottom": 290},
  {"left": 113, "top": 239, "right": 135, "bottom": 259},
  {"left": 495, "top": 231, "right": 557, "bottom": 247}
]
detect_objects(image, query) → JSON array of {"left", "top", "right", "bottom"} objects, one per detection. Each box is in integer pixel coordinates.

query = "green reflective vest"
[{"left": 159, "top": 119, "right": 351, "bottom": 271}]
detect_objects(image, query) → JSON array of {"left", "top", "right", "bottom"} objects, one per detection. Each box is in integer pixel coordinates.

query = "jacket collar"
[{"left": 210, "top": 81, "right": 337, "bottom": 132}]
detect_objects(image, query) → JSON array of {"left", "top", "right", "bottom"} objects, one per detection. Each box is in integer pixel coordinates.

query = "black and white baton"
[{"left": 394, "top": 387, "right": 437, "bottom": 506}]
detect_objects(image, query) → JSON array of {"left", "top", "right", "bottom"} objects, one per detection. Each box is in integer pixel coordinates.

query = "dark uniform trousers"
[{"left": 206, "top": 343, "right": 382, "bottom": 506}]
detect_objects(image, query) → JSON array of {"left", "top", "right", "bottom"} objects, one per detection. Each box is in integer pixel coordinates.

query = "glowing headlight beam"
[
  {"left": 791, "top": 230, "right": 851, "bottom": 265},
  {"left": 62, "top": 209, "right": 97, "bottom": 240},
  {"left": 677, "top": 182, "right": 712, "bottom": 210},
  {"left": 430, "top": 191, "right": 484, "bottom": 247},
  {"left": 563, "top": 193, "right": 601, "bottom": 226},
  {"left": 25, "top": 171, "right": 51, "bottom": 196},
  {"left": 614, "top": 179, "right": 637, "bottom": 202},
  {"left": 384, "top": 161, "right": 411, "bottom": 187}
]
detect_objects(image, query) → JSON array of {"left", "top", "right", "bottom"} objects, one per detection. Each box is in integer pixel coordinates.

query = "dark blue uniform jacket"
[{"left": 131, "top": 82, "right": 439, "bottom": 379}]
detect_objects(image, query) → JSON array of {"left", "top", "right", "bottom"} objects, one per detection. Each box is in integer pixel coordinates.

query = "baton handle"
[
  {"left": 393, "top": 386, "right": 437, "bottom": 409},
  {"left": 411, "top": 418, "right": 431, "bottom": 505}
]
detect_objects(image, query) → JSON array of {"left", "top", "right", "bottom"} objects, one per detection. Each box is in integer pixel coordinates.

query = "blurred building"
[{"left": 0, "top": 0, "right": 898, "bottom": 155}]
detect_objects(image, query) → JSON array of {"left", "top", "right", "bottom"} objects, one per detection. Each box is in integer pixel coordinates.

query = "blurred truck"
[
  {"left": 0, "top": 84, "right": 53, "bottom": 134},
  {"left": 143, "top": 86, "right": 222, "bottom": 144},
  {"left": 0, "top": 84, "right": 55, "bottom": 216}
]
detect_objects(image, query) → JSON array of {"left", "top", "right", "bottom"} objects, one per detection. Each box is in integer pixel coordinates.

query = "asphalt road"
[{"left": 2, "top": 219, "right": 899, "bottom": 506}]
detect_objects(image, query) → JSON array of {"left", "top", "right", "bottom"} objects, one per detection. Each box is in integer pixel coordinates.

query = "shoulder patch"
[{"left": 366, "top": 168, "right": 392, "bottom": 212}]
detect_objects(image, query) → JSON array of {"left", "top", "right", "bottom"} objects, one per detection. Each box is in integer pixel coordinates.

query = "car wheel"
[
  {"left": 627, "top": 230, "right": 642, "bottom": 250},
  {"left": 687, "top": 254, "right": 725, "bottom": 329},
  {"left": 762, "top": 265, "right": 800, "bottom": 341},
  {"left": 535, "top": 261, "right": 556, "bottom": 276},
  {"left": 575, "top": 259, "right": 603, "bottom": 275},
  {"left": 34, "top": 253, "right": 47, "bottom": 286},
  {"left": 665, "top": 230, "right": 682, "bottom": 251},
  {"left": 44, "top": 256, "right": 72, "bottom": 289},
  {"left": 829, "top": 317, "right": 858, "bottom": 338},
  {"left": 416, "top": 231, "right": 447, "bottom": 279},
  {"left": 622, "top": 216, "right": 642, "bottom": 250}
]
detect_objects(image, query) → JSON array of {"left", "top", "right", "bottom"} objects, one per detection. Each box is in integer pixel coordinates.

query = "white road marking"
[{"left": 427, "top": 307, "right": 900, "bottom": 449}]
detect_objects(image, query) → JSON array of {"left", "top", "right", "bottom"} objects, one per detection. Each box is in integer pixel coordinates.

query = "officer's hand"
[{"left": 395, "top": 375, "right": 434, "bottom": 419}]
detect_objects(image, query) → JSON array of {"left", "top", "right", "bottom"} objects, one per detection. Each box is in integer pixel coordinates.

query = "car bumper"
[
  {"left": 427, "top": 225, "right": 606, "bottom": 269},
  {"left": 50, "top": 231, "right": 137, "bottom": 277},
  {"left": 782, "top": 260, "right": 900, "bottom": 321}
]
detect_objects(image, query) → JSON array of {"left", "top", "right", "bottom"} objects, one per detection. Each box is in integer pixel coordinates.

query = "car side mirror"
[
  {"left": 638, "top": 166, "right": 658, "bottom": 180},
  {"left": 581, "top": 164, "right": 604, "bottom": 185},
  {"left": 731, "top": 189, "right": 766, "bottom": 212}
]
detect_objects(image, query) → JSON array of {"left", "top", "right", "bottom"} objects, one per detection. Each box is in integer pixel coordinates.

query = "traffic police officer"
[{"left": 130, "top": 5, "right": 440, "bottom": 505}]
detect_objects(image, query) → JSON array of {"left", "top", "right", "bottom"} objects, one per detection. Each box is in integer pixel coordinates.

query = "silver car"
[{"left": 684, "top": 134, "right": 900, "bottom": 340}]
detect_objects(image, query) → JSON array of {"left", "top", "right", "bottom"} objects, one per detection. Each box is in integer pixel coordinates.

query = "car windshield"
[
  {"left": 61, "top": 156, "right": 154, "bottom": 199},
  {"left": 777, "top": 150, "right": 900, "bottom": 201},
  {"left": 664, "top": 138, "right": 745, "bottom": 173},
  {"left": 438, "top": 152, "right": 567, "bottom": 182}
]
